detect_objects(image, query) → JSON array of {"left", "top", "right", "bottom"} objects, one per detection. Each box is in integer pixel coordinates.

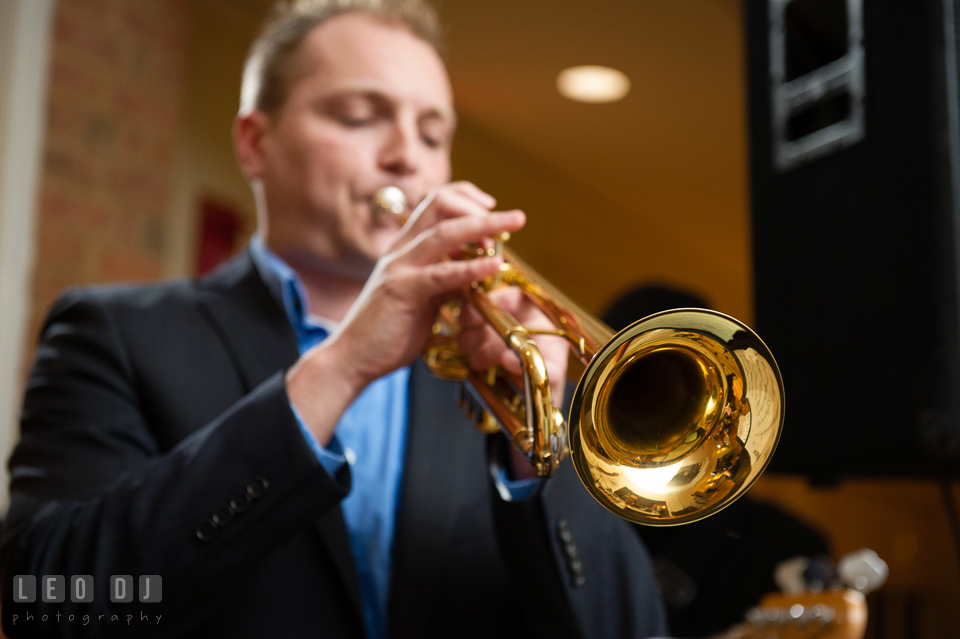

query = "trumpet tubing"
[{"left": 372, "top": 187, "right": 785, "bottom": 525}]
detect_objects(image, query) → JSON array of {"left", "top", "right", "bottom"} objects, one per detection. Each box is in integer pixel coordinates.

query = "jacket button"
[
  {"left": 195, "top": 519, "right": 217, "bottom": 542},
  {"left": 556, "top": 518, "right": 585, "bottom": 587},
  {"left": 230, "top": 491, "right": 252, "bottom": 514},
  {"left": 246, "top": 476, "right": 269, "bottom": 499},
  {"left": 557, "top": 519, "right": 573, "bottom": 543},
  {"left": 212, "top": 505, "right": 234, "bottom": 527},
  {"left": 572, "top": 568, "right": 586, "bottom": 587}
]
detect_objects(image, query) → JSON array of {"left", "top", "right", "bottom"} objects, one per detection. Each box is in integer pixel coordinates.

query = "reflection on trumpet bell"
[
  {"left": 571, "top": 310, "right": 783, "bottom": 526},
  {"left": 596, "top": 338, "right": 737, "bottom": 469}
]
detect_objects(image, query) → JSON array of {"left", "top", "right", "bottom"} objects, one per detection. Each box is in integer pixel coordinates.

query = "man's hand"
[
  {"left": 457, "top": 286, "right": 570, "bottom": 404},
  {"left": 286, "top": 182, "right": 527, "bottom": 446}
]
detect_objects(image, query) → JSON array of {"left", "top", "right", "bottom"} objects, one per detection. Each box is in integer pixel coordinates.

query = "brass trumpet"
[{"left": 373, "top": 187, "right": 784, "bottom": 526}]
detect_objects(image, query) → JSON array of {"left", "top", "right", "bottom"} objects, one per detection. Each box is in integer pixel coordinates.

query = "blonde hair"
[{"left": 240, "top": 0, "right": 442, "bottom": 116}]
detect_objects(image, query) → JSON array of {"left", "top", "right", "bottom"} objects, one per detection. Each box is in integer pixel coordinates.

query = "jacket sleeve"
[{"left": 1, "top": 290, "right": 350, "bottom": 638}]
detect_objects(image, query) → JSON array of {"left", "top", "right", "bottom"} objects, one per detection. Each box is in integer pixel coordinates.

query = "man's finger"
[
  {"left": 457, "top": 300, "right": 489, "bottom": 331},
  {"left": 458, "top": 321, "right": 501, "bottom": 361},
  {"left": 410, "top": 256, "right": 503, "bottom": 298},
  {"left": 390, "top": 188, "right": 496, "bottom": 252},
  {"left": 466, "top": 337, "right": 522, "bottom": 376},
  {"left": 447, "top": 181, "right": 496, "bottom": 209},
  {"left": 483, "top": 287, "right": 527, "bottom": 315},
  {"left": 399, "top": 210, "right": 525, "bottom": 266}
]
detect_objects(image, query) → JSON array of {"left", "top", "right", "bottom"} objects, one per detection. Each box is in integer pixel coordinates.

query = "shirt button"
[{"left": 344, "top": 448, "right": 357, "bottom": 466}]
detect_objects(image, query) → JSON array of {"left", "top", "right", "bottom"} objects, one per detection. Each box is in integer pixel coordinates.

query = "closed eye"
[
  {"left": 419, "top": 117, "right": 453, "bottom": 149},
  {"left": 421, "top": 133, "right": 442, "bottom": 148},
  {"left": 339, "top": 116, "right": 374, "bottom": 127}
]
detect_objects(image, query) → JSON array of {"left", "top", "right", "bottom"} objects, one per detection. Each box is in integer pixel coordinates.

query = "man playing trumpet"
[{"left": 2, "top": 1, "right": 666, "bottom": 637}]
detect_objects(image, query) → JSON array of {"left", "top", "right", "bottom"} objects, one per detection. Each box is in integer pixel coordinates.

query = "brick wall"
[{"left": 29, "top": 0, "right": 188, "bottom": 348}]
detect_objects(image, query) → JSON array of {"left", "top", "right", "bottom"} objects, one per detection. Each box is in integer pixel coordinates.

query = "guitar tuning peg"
[
  {"left": 774, "top": 554, "right": 838, "bottom": 594},
  {"left": 803, "top": 555, "right": 837, "bottom": 592},
  {"left": 774, "top": 556, "right": 809, "bottom": 594},
  {"left": 838, "top": 548, "right": 888, "bottom": 593},
  {"left": 745, "top": 607, "right": 763, "bottom": 624},
  {"left": 820, "top": 606, "right": 836, "bottom": 624}
]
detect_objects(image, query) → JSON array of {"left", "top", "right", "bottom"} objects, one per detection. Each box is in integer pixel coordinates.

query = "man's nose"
[{"left": 378, "top": 119, "right": 420, "bottom": 176}]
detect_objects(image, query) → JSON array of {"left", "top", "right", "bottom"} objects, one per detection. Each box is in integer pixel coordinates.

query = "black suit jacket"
[{"left": 1, "top": 251, "right": 666, "bottom": 638}]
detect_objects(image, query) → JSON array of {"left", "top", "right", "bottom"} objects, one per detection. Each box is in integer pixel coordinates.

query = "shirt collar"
[{"left": 248, "top": 234, "right": 338, "bottom": 337}]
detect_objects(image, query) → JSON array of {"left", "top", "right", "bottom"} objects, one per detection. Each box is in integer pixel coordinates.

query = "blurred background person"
[{"left": 601, "top": 283, "right": 830, "bottom": 638}]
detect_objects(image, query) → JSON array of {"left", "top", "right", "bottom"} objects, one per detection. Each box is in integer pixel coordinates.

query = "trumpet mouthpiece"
[{"left": 373, "top": 186, "right": 408, "bottom": 224}]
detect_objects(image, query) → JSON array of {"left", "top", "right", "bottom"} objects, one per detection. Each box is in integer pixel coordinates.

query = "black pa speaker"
[{"left": 746, "top": 0, "right": 960, "bottom": 479}]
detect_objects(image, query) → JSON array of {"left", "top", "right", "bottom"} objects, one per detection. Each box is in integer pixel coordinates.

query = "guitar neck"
[{"left": 710, "top": 590, "right": 868, "bottom": 639}]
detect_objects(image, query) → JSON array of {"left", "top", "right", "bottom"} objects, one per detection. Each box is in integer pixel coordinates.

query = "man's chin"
[{"left": 283, "top": 246, "right": 376, "bottom": 282}]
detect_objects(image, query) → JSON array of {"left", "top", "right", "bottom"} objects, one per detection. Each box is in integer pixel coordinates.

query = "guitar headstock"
[{"left": 717, "top": 589, "right": 868, "bottom": 639}]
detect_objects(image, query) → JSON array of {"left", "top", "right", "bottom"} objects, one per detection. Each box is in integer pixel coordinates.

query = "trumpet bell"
[{"left": 569, "top": 309, "right": 784, "bottom": 526}]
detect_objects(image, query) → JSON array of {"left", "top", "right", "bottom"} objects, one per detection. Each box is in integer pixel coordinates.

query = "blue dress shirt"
[
  {"left": 250, "top": 237, "right": 407, "bottom": 639},
  {"left": 248, "top": 235, "right": 539, "bottom": 638}
]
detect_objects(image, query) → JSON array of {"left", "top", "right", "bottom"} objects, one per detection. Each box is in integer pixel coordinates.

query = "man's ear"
[{"left": 233, "top": 110, "right": 270, "bottom": 179}]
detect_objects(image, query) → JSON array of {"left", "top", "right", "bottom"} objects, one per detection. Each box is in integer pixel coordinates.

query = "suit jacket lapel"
[
  {"left": 388, "top": 361, "right": 475, "bottom": 639},
  {"left": 194, "top": 251, "right": 300, "bottom": 393},
  {"left": 194, "top": 250, "right": 365, "bottom": 626}
]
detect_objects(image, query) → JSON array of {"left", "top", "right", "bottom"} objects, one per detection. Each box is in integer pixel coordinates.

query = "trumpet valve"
[{"left": 455, "top": 383, "right": 499, "bottom": 434}]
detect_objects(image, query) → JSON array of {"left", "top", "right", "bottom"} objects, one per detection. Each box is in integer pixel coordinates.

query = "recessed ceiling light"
[{"left": 556, "top": 65, "right": 631, "bottom": 103}]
